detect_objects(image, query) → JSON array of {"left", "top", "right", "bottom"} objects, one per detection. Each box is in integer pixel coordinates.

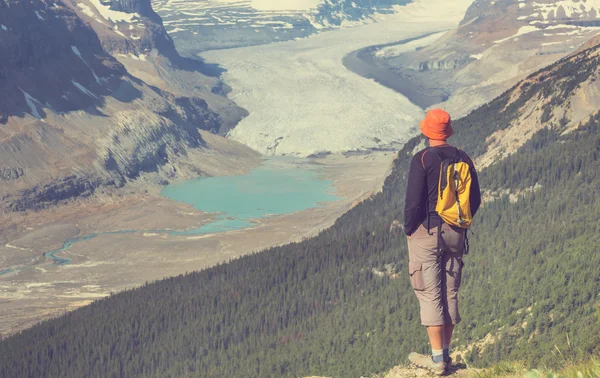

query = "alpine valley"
[{"left": 1, "top": 0, "right": 600, "bottom": 377}]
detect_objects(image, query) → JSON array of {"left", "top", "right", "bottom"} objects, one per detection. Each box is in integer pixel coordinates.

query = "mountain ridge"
[{"left": 378, "top": 0, "right": 600, "bottom": 117}]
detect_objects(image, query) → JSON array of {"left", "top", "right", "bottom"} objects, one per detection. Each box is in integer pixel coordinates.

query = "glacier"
[{"left": 200, "top": 0, "right": 475, "bottom": 156}]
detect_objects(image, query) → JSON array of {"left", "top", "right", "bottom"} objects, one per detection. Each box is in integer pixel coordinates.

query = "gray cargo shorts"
[{"left": 407, "top": 223, "right": 465, "bottom": 327}]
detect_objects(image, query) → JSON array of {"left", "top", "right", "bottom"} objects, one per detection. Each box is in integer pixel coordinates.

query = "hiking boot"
[
  {"left": 408, "top": 352, "right": 446, "bottom": 376},
  {"left": 445, "top": 357, "right": 453, "bottom": 372}
]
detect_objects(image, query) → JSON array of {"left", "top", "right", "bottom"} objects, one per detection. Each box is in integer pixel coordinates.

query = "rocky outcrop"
[{"left": 412, "top": 56, "right": 474, "bottom": 71}]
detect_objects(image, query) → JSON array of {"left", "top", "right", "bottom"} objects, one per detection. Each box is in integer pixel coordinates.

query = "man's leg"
[
  {"left": 407, "top": 226, "right": 446, "bottom": 374},
  {"left": 427, "top": 326, "right": 444, "bottom": 350},
  {"left": 443, "top": 324, "right": 454, "bottom": 363},
  {"left": 427, "top": 325, "right": 445, "bottom": 364},
  {"left": 440, "top": 224, "right": 466, "bottom": 365}
]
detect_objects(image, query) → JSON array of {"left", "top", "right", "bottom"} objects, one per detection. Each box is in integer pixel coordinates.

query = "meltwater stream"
[{"left": 1, "top": 159, "right": 339, "bottom": 275}]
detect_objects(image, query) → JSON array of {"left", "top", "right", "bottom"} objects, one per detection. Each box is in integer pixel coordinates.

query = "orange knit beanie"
[{"left": 420, "top": 109, "right": 453, "bottom": 141}]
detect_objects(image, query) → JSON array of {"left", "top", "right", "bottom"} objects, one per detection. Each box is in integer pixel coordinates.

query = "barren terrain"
[{"left": 0, "top": 152, "right": 394, "bottom": 336}]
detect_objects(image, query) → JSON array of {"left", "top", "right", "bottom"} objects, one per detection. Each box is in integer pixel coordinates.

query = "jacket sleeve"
[
  {"left": 404, "top": 154, "right": 427, "bottom": 236},
  {"left": 470, "top": 163, "right": 482, "bottom": 217}
]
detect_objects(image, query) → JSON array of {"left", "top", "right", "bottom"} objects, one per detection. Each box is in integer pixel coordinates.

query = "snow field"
[{"left": 153, "top": 0, "right": 318, "bottom": 34}]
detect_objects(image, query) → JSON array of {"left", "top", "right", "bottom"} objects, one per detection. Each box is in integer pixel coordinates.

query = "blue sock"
[
  {"left": 443, "top": 344, "right": 450, "bottom": 362},
  {"left": 432, "top": 349, "right": 444, "bottom": 363}
]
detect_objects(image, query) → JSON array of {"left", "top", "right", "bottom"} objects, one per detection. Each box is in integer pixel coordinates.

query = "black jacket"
[{"left": 403, "top": 145, "right": 481, "bottom": 236}]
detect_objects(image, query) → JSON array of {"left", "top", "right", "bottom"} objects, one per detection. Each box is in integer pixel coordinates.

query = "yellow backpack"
[{"left": 434, "top": 148, "right": 473, "bottom": 228}]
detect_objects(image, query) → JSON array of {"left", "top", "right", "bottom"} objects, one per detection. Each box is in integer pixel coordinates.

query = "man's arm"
[
  {"left": 404, "top": 154, "right": 427, "bottom": 236},
  {"left": 470, "top": 164, "right": 481, "bottom": 217}
]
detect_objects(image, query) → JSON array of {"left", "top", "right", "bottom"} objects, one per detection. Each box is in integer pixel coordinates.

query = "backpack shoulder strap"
[{"left": 451, "top": 147, "right": 463, "bottom": 163}]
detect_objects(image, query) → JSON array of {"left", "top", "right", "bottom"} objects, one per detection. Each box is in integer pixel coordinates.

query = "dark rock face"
[
  {"left": 7, "top": 175, "right": 107, "bottom": 211},
  {"left": 172, "top": 97, "right": 221, "bottom": 134},
  {"left": 81, "top": 0, "right": 176, "bottom": 58},
  {"left": 0, "top": 0, "right": 125, "bottom": 123},
  {"left": 107, "top": 0, "right": 160, "bottom": 21}
]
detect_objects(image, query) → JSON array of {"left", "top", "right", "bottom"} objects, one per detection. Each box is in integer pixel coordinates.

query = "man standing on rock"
[{"left": 403, "top": 109, "right": 481, "bottom": 375}]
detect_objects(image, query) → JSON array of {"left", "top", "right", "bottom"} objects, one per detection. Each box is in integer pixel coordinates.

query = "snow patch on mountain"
[
  {"left": 530, "top": 0, "right": 600, "bottom": 20},
  {"left": 71, "top": 45, "right": 103, "bottom": 84},
  {"left": 77, "top": 3, "right": 95, "bottom": 17},
  {"left": 89, "top": 0, "right": 139, "bottom": 22},
  {"left": 71, "top": 80, "right": 98, "bottom": 99},
  {"left": 494, "top": 24, "right": 539, "bottom": 43},
  {"left": 77, "top": 2, "right": 105, "bottom": 24},
  {"left": 19, "top": 90, "right": 43, "bottom": 120},
  {"left": 504, "top": 0, "right": 600, "bottom": 45}
]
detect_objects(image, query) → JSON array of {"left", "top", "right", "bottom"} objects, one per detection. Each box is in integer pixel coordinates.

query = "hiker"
[{"left": 404, "top": 109, "right": 481, "bottom": 375}]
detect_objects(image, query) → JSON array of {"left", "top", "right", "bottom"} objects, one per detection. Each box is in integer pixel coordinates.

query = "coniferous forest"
[{"left": 1, "top": 35, "right": 600, "bottom": 378}]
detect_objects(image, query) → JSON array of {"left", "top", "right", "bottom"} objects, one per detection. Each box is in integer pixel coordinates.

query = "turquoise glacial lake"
[
  {"left": 1, "top": 158, "right": 339, "bottom": 275},
  {"left": 160, "top": 158, "right": 340, "bottom": 234}
]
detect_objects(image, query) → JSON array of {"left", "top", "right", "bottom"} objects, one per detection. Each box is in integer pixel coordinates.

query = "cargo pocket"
[{"left": 409, "top": 262, "right": 425, "bottom": 291}]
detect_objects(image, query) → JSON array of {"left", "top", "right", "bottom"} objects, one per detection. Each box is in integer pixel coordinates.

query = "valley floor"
[{"left": 0, "top": 152, "right": 394, "bottom": 337}]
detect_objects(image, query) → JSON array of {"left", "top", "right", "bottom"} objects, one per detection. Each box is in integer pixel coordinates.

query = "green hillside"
[{"left": 1, "top": 37, "right": 600, "bottom": 378}]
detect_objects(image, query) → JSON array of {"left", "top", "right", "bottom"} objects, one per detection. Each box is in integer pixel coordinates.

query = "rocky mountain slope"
[
  {"left": 377, "top": 0, "right": 600, "bottom": 116},
  {"left": 65, "top": 0, "right": 248, "bottom": 133},
  {"left": 2, "top": 27, "right": 600, "bottom": 378},
  {"left": 152, "top": 0, "right": 411, "bottom": 54},
  {"left": 474, "top": 40, "right": 600, "bottom": 168},
  {"left": 0, "top": 0, "right": 259, "bottom": 211}
]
